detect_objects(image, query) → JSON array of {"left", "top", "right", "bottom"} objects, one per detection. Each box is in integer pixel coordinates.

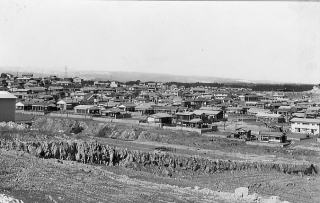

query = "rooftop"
[
  {"left": 290, "top": 118, "right": 320, "bottom": 124},
  {"left": 0, "top": 91, "right": 17, "bottom": 99}
]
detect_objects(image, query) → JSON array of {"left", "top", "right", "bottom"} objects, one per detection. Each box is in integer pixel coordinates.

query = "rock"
[{"left": 235, "top": 187, "right": 249, "bottom": 198}]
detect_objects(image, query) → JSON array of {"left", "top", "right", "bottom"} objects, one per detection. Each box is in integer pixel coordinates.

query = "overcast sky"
[{"left": 0, "top": 0, "right": 319, "bottom": 83}]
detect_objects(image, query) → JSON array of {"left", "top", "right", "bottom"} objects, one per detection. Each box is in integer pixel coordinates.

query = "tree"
[
  {"left": 1, "top": 79, "right": 8, "bottom": 87},
  {"left": 1, "top": 73, "right": 8, "bottom": 78}
]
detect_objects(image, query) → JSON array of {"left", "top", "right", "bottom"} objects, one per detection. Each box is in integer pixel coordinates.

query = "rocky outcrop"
[{"left": 0, "top": 139, "right": 317, "bottom": 176}]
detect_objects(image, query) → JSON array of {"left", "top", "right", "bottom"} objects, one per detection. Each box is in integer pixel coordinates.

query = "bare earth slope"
[{"left": 1, "top": 117, "right": 320, "bottom": 202}]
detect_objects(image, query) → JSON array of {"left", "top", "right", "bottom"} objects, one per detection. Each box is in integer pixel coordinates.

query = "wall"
[{"left": 0, "top": 98, "right": 16, "bottom": 122}]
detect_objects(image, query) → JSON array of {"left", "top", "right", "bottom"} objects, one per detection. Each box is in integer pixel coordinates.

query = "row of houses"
[{"left": 2, "top": 72, "right": 320, "bottom": 136}]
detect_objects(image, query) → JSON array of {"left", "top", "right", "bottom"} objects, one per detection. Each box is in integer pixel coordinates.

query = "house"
[
  {"left": 74, "top": 105, "right": 100, "bottom": 115},
  {"left": 57, "top": 100, "right": 67, "bottom": 110},
  {"left": 31, "top": 101, "right": 57, "bottom": 112},
  {"left": 193, "top": 109, "right": 224, "bottom": 123},
  {"left": 16, "top": 101, "right": 25, "bottom": 110},
  {"left": 19, "top": 99, "right": 58, "bottom": 112},
  {"left": 147, "top": 113, "right": 173, "bottom": 125},
  {"left": 290, "top": 118, "right": 320, "bottom": 135},
  {"left": 58, "top": 98, "right": 80, "bottom": 110},
  {"left": 175, "top": 112, "right": 196, "bottom": 126},
  {"left": 0, "top": 91, "right": 17, "bottom": 122},
  {"left": 101, "top": 108, "right": 131, "bottom": 119},
  {"left": 258, "top": 131, "right": 287, "bottom": 143},
  {"left": 118, "top": 103, "right": 136, "bottom": 112}
]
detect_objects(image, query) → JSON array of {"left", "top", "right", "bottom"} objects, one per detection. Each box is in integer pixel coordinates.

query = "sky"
[{"left": 0, "top": 0, "right": 320, "bottom": 83}]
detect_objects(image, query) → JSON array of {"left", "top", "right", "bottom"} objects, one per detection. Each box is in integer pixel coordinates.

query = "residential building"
[{"left": 290, "top": 118, "right": 320, "bottom": 135}]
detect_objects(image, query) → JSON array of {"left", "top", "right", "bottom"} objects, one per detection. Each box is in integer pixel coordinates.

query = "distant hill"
[
  {"left": 71, "top": 71, "right": 245, "bottom": 83},
  {"left": 0, "top": 67, "right": 315, "bottom": 85}
]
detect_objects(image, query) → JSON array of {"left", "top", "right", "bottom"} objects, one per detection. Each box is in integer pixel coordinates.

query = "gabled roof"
[{"left": 16, "top": 101, "right": 24, "bottom": 106}]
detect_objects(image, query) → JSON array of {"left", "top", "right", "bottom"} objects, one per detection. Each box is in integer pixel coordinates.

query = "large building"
[
  {"left": 290, "top": 118, "right": 320, "bottom": 135},
  {"left": 0, "top": 91, "right": 17, "bottom": 122}
]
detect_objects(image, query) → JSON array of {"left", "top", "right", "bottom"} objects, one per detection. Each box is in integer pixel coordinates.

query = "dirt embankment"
[{"left": 0, "top": 139, "right": 317, "bottom": 177}]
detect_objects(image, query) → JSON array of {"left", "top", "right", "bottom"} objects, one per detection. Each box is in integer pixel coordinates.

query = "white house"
[
  {"left": 57, "top": 100, "right": 67, "bottom": 110},
  {"left": 110, "top": 81, "right": 118, "bottom": 88},
  {"left": 290, "top": 118, "right": 320, "bottom": 135},
  {"left": 16, "top": 101, "right": 25, "bottom": 110}
]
